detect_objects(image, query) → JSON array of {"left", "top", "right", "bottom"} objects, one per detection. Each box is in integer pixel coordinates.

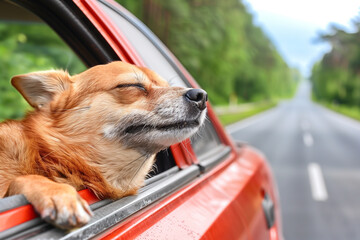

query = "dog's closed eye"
[{"left": 116, "top": 83, "right": 147, "bottom": 93}]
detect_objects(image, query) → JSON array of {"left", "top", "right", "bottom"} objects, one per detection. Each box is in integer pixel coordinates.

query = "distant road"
[{"left": 228, "top": 81, "right": 360, "bottom": 240}]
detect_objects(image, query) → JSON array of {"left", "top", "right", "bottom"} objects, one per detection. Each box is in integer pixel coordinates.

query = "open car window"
[{"left": 97, "top": 0, "right": 229, "bottom": 168}]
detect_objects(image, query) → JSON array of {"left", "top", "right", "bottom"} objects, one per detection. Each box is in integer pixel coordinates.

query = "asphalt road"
[{"left": 228, "top": 81, "right": 360, "bottom": 240}]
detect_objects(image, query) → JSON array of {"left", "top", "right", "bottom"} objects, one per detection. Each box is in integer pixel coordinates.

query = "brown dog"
[{"left": 0, "top": 61, "right": 207, "bottom": 229}]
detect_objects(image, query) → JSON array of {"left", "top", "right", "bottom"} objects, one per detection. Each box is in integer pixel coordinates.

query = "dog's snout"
[{"left": 185, "top": 89, "right": 208, "bottom": 110}]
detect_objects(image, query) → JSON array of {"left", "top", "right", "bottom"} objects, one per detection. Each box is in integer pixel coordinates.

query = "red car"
[{"left": 0, "top": 0, "right": 283, "bottom": 239}]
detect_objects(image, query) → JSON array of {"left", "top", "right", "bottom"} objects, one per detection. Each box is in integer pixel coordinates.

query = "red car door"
[{"left": 0, "top": 0, "right": 283, "bottom": 239}]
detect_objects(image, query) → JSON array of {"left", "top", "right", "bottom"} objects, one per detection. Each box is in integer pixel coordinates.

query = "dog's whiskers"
[
  {"left": 180, "top": 141, "right": 194, "bottom": 160},
  {"left": 167, "top": 75, "right": 179, "bottom": 86},
  {"left": 192, "top": 119, "right": 206, "bottom": 140},
  {"left": 171, "top": 133, "right": 195, "bottom": 161}
]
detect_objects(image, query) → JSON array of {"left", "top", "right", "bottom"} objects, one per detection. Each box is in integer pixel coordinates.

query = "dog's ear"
[{"left": 11, "top": 70, "right": 71, "bottom": 109}]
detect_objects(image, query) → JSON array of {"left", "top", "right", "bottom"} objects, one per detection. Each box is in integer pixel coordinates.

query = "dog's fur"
[{"left": 0, "top": 61, "right": 207, "bottom": 229}]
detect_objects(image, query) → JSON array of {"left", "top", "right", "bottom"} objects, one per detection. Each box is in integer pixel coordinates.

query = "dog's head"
[{"left": 11, "top": 61, "right": 207, "bottom": 153}]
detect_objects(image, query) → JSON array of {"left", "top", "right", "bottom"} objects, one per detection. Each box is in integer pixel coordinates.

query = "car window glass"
[
  {"left": 0, "top": 12, "right": 86, "bottom": 121},
  {"left": 98, "top": 1, "right": 223, "bottom": 159}
]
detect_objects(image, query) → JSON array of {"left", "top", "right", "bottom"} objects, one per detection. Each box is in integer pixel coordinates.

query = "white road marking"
[
  {"left": 303, "top": 132, "right": 314, "bottom": 147},
  {"left": 308, "top": 163, "right": 328, "bottom": 201}
]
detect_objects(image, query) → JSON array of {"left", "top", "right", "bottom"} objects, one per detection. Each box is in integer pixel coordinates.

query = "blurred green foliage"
[
  {"left": 0, "top": 0, "right": 299, "bottom": 121},
  {"left": 0, "top": 22, "right": 86, "bottom": 121},
  {"left": 117, "top": 0, "right": 299, "bottom": 105},
  {"left": 312, "top": 21, "right": 360, "bottom": 108}
]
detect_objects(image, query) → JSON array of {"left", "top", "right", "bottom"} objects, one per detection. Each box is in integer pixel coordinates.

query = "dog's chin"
[
  {"left": 123, "top": 111, "right": 206, "bottom": 150},
  {"left": 124, "top": 119, "right": 200, "bottom": 135},
  {"left": 149, "top": 122, "right": 202, "bottom": 147}
]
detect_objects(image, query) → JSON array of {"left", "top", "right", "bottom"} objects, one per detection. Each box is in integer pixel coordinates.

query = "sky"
[{"left": 243, "top": 0, "right": 360, "bottom": 77}]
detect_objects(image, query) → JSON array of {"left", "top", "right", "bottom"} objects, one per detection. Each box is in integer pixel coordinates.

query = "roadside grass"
[
  {"left": 216, "top": 101, "right": 277, "bottom": 126},
  {"left": 312, "top": 93, "right": 360, "bottom": 122},
  {"left": 320, "top": 102, "right": 360, "bottom": 122}
]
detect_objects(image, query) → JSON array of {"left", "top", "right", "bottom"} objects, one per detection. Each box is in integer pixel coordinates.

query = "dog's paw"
[{"left": 31, "top": 184, "right": 93, "bottom": 229}]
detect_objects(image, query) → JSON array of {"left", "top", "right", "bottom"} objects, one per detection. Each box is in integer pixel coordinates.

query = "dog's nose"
[{"left": 185, "top": 89, "right": 208, "bottom": 110}]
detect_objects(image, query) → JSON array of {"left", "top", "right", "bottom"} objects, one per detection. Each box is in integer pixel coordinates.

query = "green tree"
[{"left": 312, "top": 21, "right": 360, "bottom": 107}]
